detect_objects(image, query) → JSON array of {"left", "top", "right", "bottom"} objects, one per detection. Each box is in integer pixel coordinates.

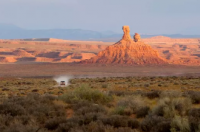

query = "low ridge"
[{"left": 82, "top": 26, "right": 167, "bottom": 65}]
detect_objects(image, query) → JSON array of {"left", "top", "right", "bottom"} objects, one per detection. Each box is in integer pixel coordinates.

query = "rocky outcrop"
[
  {"left": 122, "top": 26, "right": 132, "bottom": 41},
  {"left": 81, "top": 26, "right": 167, "bottom": 65},
  {"left": 134, "top": 33, "right": 141, "bottom": 42},
  {"left": 0, "top": 57, "right": 17, "bottom": 63}
]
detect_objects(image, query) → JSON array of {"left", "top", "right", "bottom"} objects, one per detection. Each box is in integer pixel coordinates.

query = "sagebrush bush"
[
  {"left": 185, "top": 91, "right": 200, "bottom": 104},
  {"left": 160, "top": 90, "right": 182, "bottom": 98},
  {"left": 152, "top": 97, "right": 191, "bottom": 118},
  {"left": 99, "top": 115, "right": 140, "bottom": 128},
  {"left": 188, "top": 108, "right": 200, "bottom": 132},
  {"left": 145, "top": 90, "right": 160, "bottom": 99},
  {"left": 74, "top": 103, "right": 106, "bottom": 116},
  {"left": 0, "top": 93, "right": 66, "bottom": 131},
  {"left": 170, "top": 116, "right": 190, "bottom": 132},
  {"left": 60, "top": 86, "right": 112, "bottom": 104},
  {"left": 136, "top": 106, "right": 150, "bottom": 118},
  {"left": 141, "top": 115, "right": 170, "bottom": 132},
  {"left": 44, "top": 117, "right": 66, "bottom": 130},
  {"left": 115, "top": 95, "right": 145, "bottom": 115}
]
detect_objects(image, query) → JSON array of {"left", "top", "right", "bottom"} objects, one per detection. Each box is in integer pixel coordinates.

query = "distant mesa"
[
  {"left": 81, "top": 26, "right": 167, "bottom": 65},
  {"left": 149, "top": 36, "right": 172, "bottom": 40}
]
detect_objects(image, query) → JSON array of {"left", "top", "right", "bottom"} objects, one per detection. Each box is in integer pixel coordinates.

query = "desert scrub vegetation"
[
  {"left": 0, "top": 76, "right": 200, "bottom": 131},
  {"left": 59, "top": 85, "right": 112, "bottom": 104}
]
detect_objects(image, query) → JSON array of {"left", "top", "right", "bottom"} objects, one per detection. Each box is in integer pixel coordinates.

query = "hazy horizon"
[{"left": 0, "top": 0, "right": 200, "bottom": 35}]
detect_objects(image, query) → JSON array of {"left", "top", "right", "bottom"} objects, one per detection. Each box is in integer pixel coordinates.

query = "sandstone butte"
[{"left": 81, "top": 26, "right": 167, "bottom": 65}]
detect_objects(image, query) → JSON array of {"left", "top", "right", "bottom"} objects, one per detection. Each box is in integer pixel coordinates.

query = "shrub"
[
  {"left": 99, "top": 115, "right": 140, "bottom": 129},
  {"left": 60, "top": 86, "right": 112, "bottom": 104},
  {"left": 188, "top": 108, "right": 200, "bottom": 132},
  {"left": 136, "top": 106, "right": 150, "bottom": 118},
  {"left": 160, "top": 90, "right": 182, "bottom": 98},
  {"left": 71, "top": 100, "right": 107, "bottom": 117},
  {"left": 170, "top": 116, "right": 190, "bottom": 132},
  {"left": 116, "top": 95, "right": 145, "bottom": 115},
  {"left": 172, "top": 97, "right": 191, "bottom": 116},
  {"left": 141, "top": 115, "right": 170, "bottom": 132},
  {"left": 152, "top": 97, "right": 191, "bottom": 118},
  {"left": 113, "top": 106, "right": 128, "bottom": 115},
  {"left": 0, "top": 94, "right": 66, "bottom": 131},
  {"left": 185, "top": 91, "right": 200, "bottom": 104},
  {"left": 108, "top": 91, "right": 136, "bottom": 96},
  {"left": 2, "top": 124, "right": 40, "bottom": 132},
  {"left": 145, "top": 90, "right": 160, "bottom": 99},
  {"left": 69, "top": 121, "right": 139, "bottom": 132},
  {"left": 0, "top": 102, "right": 25, "bottom": 116},
  {"left": 44, "top": 117, "right": 66, "bottom": 130},
  {"left": 102, "top": 83, "right": 108, "bottom": 88}
]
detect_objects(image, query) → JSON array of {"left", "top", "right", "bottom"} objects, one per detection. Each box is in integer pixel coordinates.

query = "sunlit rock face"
[
  {"left": 122, "top": 26, "right": 132, "bottom": 41},
  {"left": 81, "top": 26, "right": 167, "bottom": 65},
  {"left": 134, "top": 33, "right": 141, "bottom": 42}
]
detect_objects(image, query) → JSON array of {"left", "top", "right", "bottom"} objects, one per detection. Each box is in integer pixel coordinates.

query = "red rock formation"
[
  {"left": 134, "top": 33, "right": 141, "bottom": 42},
  {"left": 82, "top": 26, "right": 167, "bottom": 65}
]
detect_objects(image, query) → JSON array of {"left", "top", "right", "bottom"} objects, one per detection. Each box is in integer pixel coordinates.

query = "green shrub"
[{"left": 60, "top": 86, "right": 112, "bottom": 104}]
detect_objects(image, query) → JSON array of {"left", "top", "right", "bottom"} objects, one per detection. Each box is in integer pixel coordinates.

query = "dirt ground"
[{"left": 0, "top": 63, "right": 200, "bottom": 78}]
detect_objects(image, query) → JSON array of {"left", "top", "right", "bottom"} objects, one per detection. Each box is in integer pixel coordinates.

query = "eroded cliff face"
[{"left": 82, "top": 26, "right": 167, "bottom": 65}]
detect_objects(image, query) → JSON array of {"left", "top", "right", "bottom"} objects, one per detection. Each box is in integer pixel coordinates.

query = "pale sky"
[{"left": 0, "top": 0, "right": 200, "bottom": 34}]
